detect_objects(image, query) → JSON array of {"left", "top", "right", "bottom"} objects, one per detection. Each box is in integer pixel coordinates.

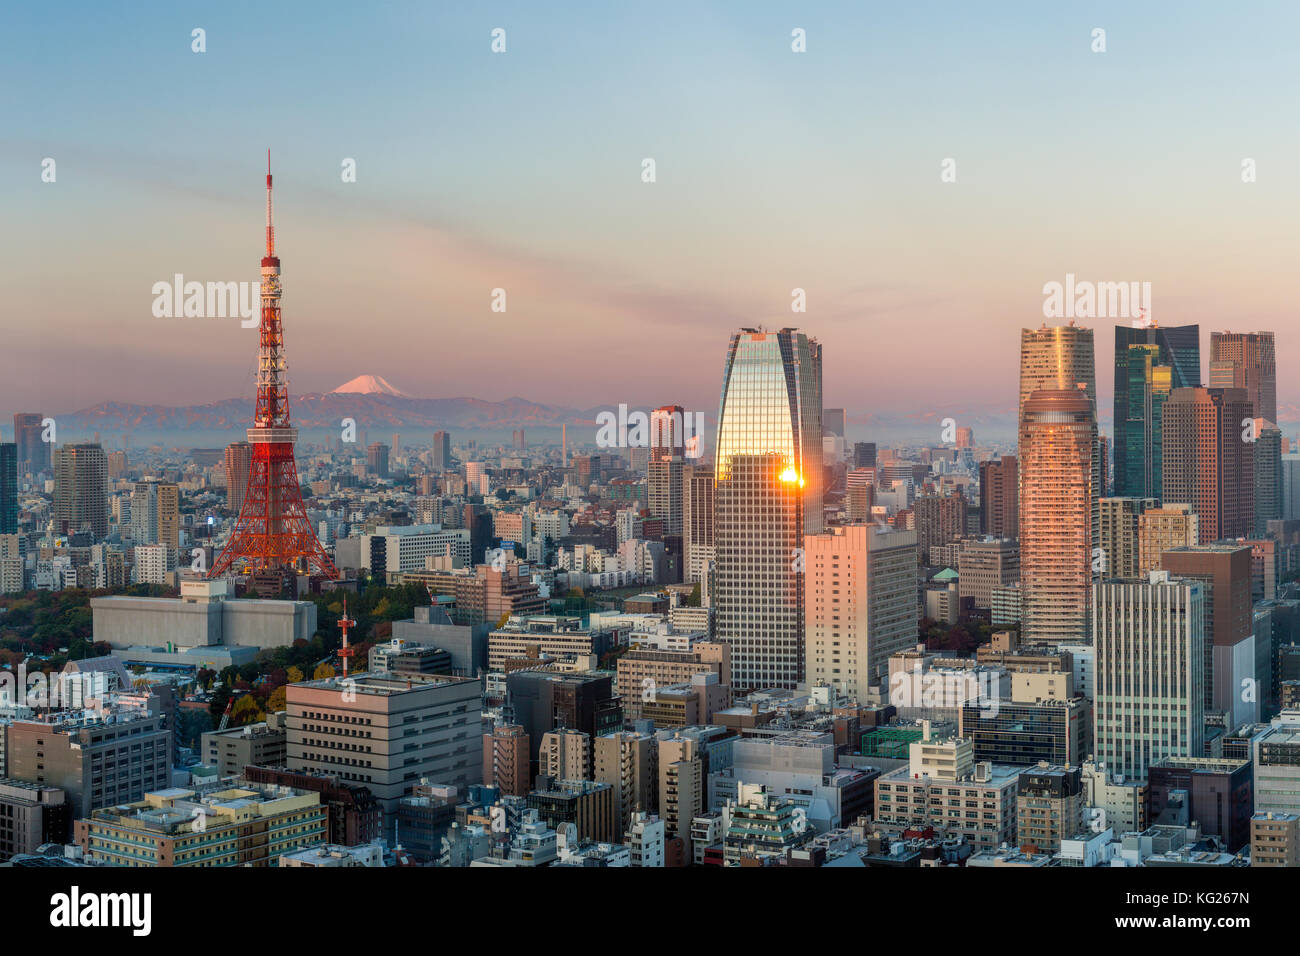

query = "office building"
[
  {"left": 1161, "top": 544, "right": 1253, "bottom": 720},
  {"left": 1161, "top": 387, "right": 1254, "bottom": 541},
  {"left": 713, "top": 328, "right": 822, "bottom": 691},
  {"left": 0, "top": 443, "right": 15, "bottom": 535},
  {"left": 979, "top": 456, "right": 1018, "bottom": 539},
  {"left": 285, "top": 672, "right": 484, "bottom": 821},
  {"left": 505, "top": 671, "right": 622, "bottom": 779},
  {"left": 201, "top": 714, "right": 288, "bottom": 777},
  {"left": 0, "top": 780, "right": 71, "bottom": 860},
  {"left": 1112, "top": 324, "right": 1199, "bottom": 498},
  {"left": 804, "top": 524, "right": 917, "bottom": 702},
  {"left": 1255, "top": 420, "right": 1283, "bottom": 537},
  {"left": 1210, "top": 330, "right": 1276, "bottom": 422},
  {"left": 75, "top": 784, "right": 327, "bottom": 867},
  {"left": 1093, "top": 572, "right": 1204, "bottom": 779},
  {"left": 11, "top": 413, "right": 49, "bottom": 475},
  {"left": 6, "top": 710, "right": 171, "bottom": 819}
]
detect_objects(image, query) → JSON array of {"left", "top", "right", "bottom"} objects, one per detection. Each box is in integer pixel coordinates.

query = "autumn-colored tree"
[
  {"left": 230, "top": 694, "right": 264, "bottom": 727},
  {"left": 267, "top": 685, "right": 287, "bottom": 713},
  {"left": 286, "top": 665, "right": 305, "bottom": 684},
  {"left": 313, "top": 663, "right": 336, "bottom": 680}
]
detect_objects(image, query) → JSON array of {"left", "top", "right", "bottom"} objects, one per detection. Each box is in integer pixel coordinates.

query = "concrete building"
[
  {"left": 804, "top": 523, "right": 918, "bottom": 702},
  {"left": 0, "top": 779, "right": 70, "bottom": 861},
  {"left": 1015, "top": 763, "right": 1083, "bottom": 853},
  {"left": 1148, "top": 756, "right": 1253, "bottom": 852},
  {"left": 1161, "top": 544, "right": 1254, "bottom": 721},
  {"left": 594, "top": 731, "right": 657, "bottom": 836},
  {"left": 1251, "top": 811, "right": 1299, "bottom": 867},
  {"left": 6, "top": 710, "right": 171, "bottom": 819},
  {"left": 1093, "top": 572, "right": 1205, "bottom": 779},
  {"left": 1252, "top": 712, "right": 1300, "bottom": 817},
  {"left": 1098, "top": 497, "right": 1157, "bottom": 577},
  {"left": 1161, "top": 387, "right": 1254, "bottom": 541},
  {"left": 482, "top": 723, "right": 531, "bottom": 797},
  {"left": 1019, "top": 388, "right": 1096, "bottom": 644},
  {"left": 540, "top": 728, "right": 591, "bottom": 781},
  {"left": 957, "top": 538, "right": 1019, "bottom": 611},
  {"left": 616, "top": 641, "right": 730, "bottom": 722},
  {"left": 1080, "top": 760, "right": 1148, "bottom": 835},
  {"left": 201, "top": 714, "right": 288, "bottom": 777},
  {"left": 75, "top": 784, "right": 326, "bottom": 867},
  {"left": 91, "top": 578, "right": 317, "bottom": 655},
  {"left": 1138, "top": 503, "right": 1199, "bottom": 574},
  {"left": 285, "top": 671, "right": 483, "bottom": 822}
]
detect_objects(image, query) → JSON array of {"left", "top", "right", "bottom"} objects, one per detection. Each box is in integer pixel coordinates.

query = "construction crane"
[{"left": 217, "top": 689, "right": 248, "bottom": 731}]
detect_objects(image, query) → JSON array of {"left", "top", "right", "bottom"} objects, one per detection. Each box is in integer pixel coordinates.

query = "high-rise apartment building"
[
  {"left": 1210, "top": 330, "right": 1276, "bottom": 423},
  {"left": 1093, "top": 571, "right": 1205, "bottom": 780},
  {"left": 224, "top": 441, "right": 253, "bottom": 516},
  {"left": 130, "top": 479, "right": 180, "bottom": 550},
  {"left": 1137, "top": 503, "right": 1198, "bottom": 574},
  {"left": 432, "top": 431, "right": 452, "bottom": 471},
  {"left": 713, "top": 328, "right": 822, "bottom": 691},
  {"left": 367, "top": 441, "right": 390, "bottom": 478},
  {"left": 1019, "top": 325, "right": 1097, "bottom": 425},
  {"left": 979, "top": 455, "right": 1018, "bottom": 539},
  {"left": 912, "top": 492, "right": 967, "bottom": 562},
  {"left": 594, "top": 731, "right": 658, "bottom": 836},
  {"left": 1161, "top": 387, "right": 1254, "bottom": 541},
  {"left": 1019, "top": 389, "right": 1095, "bottom": 644},
  {"left": 482, "top": 723, "right": 531, "bottom": 796},
  {"left": 1112, "top": 324, "right": 1199, "bottom": 498},
  {"left": 1098, "top": 497, "right": 1157, "bottom": 578},
  {"left": 803, "top": 524, "right": 917, "bottom": 701},
  {"left": 52, "top": 443, "right": 108, "bottom": 539}
]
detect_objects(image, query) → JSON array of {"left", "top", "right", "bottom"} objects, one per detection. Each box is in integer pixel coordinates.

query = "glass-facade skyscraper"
[
  {"left": 1112, "top": 324, "right": 1199, "bottom": 498},
  {"left": 0, "top": 443, "right": 16, "bottom": 534},
  {"left": 713, "top": 328, "right": 822, "bottom": 691}
]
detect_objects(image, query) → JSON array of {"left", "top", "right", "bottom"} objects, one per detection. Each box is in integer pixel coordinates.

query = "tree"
[
  {"left": 313, "top": 663, "right": 336, "bottom": 680},
  {"left": 267, "top": 685, "right": 287, "bottom": 713},
  {"left": 230, "top": 694, "right": 264, "bottom": 727},
  {"left": 286, "top": 665, "right": 305, "bottom": 684}
]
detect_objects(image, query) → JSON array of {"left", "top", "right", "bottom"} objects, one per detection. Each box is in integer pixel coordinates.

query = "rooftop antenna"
[{"left": 338, "top": 594, "right": 356, "bottom": 678}]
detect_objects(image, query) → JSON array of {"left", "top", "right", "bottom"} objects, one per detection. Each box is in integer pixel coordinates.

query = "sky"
[{"left": 3, "top": 1, "right": 1299, "bottom": 438}]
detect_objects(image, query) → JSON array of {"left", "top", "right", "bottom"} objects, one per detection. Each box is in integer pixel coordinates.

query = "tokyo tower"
[{"left": 209, "top": 153, "right": 339, "bottom": 580}]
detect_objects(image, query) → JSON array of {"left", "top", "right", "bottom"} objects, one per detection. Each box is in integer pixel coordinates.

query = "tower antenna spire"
[{"left": 265, "top": 149, "right": 275, "bottom": 258}]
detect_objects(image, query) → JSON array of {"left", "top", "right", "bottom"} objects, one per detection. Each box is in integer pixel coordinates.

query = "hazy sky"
[{"left": 4, "top": 1, "right": 1299, "bottom": 434}]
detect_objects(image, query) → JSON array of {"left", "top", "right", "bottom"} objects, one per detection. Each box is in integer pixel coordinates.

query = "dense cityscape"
[{"left": 10, "top": 1, "right": 1295, "bottom": 937}]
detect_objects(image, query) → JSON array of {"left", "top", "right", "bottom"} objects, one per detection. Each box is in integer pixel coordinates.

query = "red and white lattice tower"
[
  {"left": 210, "top": 153, "right": 339, "bottom": 579},
  {"left": 337, "top": 595, "right": 356, "bottom": 678}
]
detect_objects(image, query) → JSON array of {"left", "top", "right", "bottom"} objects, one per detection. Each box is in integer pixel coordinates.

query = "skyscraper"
[
  {"left": 224, "top": 441, "right": 253, "bottom": 516},
  {"left": 1019, "top": 389, "right": 1095, "bottom": 644},
  {"left": 713, "top": 328, "right": 822, "bottom": 691},
  {"left": 1093, "top": 571, "right": 1205, "bottom": 780},
  {"left": 648, "top": 406, "right": 685, "bottom": 537},
  {"left": 1254, "top": 420, "right": 1283, "bottom": 537},
  {"left": 52, "top": 443, "right": 108, "bottom": 539},
  {"left": 1210, "top": 331, "right": 1276, "bottom": 423},
  {"left": 1018, "top": 324, "right": 1097, "bottom": 427},
  {"left": 1161, "top": 387, "right": 1254, "bottom": 541},
  {"left": 1114, "top": 343, "right": 1173, "bottom": 498},
  {"left": 1019, "top": 324, "right": 1100, "bottom": 553},
  {"left": 11, "top": 413, "right": 48, "bottom": 476},
  {"left": 1112, "top": 324, "right": 1200, "bottom": 499},
  {"left": 0, "top": 443, "right": 16, "bottom": 534},
  {"left": 367, "top": 442, "right": 390, "bottom": 478},
  {"left": 978, "top": 455, "right": 1018, "bottom": 539}
]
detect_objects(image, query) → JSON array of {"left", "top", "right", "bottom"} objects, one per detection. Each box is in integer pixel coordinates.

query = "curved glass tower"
[{"left": 713, "top": 328, "right": 822, "bottom": 691}]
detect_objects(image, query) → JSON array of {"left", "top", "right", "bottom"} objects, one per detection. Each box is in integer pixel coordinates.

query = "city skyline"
[{"left": 5, "top": 1, "right": 1300, "bottom": 426}]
